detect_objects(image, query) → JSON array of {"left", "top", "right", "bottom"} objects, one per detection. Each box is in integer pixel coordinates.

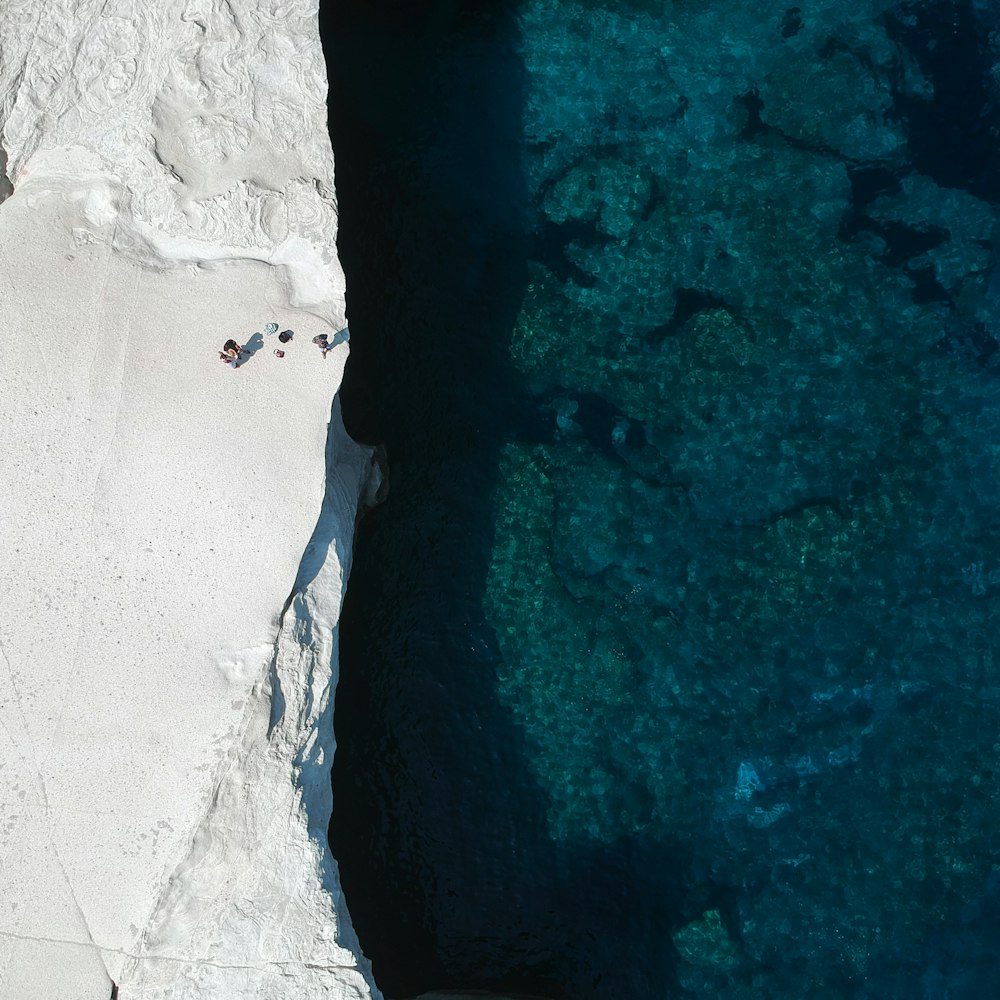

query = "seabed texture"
[{"left": 328, "top": 0, "right": 1000, "bottom": 998}]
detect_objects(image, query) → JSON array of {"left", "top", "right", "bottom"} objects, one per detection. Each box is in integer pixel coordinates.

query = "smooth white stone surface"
[{"left": 0, "top": 2, "right": 381, "bottom": 997}]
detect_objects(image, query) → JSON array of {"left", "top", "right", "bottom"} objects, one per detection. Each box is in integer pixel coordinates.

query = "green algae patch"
[
  {"left": 485, "top": 441, "right": 692, "bottom": 843},
  {"left": 675, "top": 909, "right": 744, "bottom": 978}
]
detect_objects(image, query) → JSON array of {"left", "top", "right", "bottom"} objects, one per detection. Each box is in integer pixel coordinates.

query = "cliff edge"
[{"left": 0, "top": 2, "right": 381, "bottom": 997}]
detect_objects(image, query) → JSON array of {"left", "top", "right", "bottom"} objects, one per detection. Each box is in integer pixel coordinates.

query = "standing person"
[
  {"left": 219, "top": 339, "right": 245, "bottom": 368},
  {"left": 311, "top": 333, "right": 332, "bottom": 358}
]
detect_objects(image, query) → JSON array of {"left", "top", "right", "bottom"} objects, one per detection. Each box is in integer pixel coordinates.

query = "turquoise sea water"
[{"left": 325, "top": 0, "right": 1000, "bottom": 996}]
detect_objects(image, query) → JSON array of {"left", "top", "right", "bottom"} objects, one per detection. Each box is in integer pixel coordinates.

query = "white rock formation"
[{"left": 0, "top": 2, "right": 382, "bottom": 998}]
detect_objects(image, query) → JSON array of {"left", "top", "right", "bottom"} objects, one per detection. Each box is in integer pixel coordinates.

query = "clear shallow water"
[{"left": 324, "top": 0, "right": 1000, "bottom": 996}]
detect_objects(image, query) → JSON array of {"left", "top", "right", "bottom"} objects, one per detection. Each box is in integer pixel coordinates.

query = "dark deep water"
[{"left": 321, "top": 1, "right": 1000, "bottom": 997}]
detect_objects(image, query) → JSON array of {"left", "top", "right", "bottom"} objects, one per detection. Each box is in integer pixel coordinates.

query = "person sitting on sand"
[{"left": 219, "top": 339, "right": 245, "bottom": 368}]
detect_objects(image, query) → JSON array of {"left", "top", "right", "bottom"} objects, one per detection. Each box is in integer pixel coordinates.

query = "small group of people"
[{"left": 219, "top": 327, "right": 343, "bottom": 369}]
